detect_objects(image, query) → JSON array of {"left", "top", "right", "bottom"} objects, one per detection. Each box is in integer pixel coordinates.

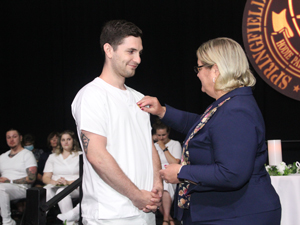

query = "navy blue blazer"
[{"left": 162, "top": 87, "right": 281, "bottom": 222}]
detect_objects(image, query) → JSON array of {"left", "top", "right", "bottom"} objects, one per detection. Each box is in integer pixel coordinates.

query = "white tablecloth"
[{"left": 271, "top": 174, "right": 300, "bottom": 225}]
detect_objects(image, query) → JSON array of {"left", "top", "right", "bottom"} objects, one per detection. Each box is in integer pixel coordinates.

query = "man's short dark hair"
[
  {"left": 23, "top": 133, "right": 35, "bottom": 144},
  {"left": 100, "top": 20, "right": 142, "bottom": 53},
  {"left": 6, "top": 128, "right": 21, "bottom": 137}
]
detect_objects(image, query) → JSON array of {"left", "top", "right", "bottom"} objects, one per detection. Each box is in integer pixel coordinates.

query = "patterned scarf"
[{"left": 178, "top": 97, "right": 231, "bottom": 209}]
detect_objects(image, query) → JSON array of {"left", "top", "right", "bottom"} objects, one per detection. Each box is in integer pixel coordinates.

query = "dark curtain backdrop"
[{"left": 1, "top": 0, "right": 300, "bottom": 162}]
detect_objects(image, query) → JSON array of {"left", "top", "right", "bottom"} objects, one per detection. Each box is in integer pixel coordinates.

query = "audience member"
[
  {"left": 0, "top": 129, "right": 37, "bottom": 225},
  {"left": 152, "top": 127, "right": 158, "bottom": 143},
  {"left": 23, "top": 133, "right": 44, "bottom": 162},
  {"left": 153, "top": 120, "right": 181, "bottom": 225},
  {"left": 42, "top": 130, "right": 81, "bottom": 225},
  {"left": 47, "top": 131, "right": 59, "bottom": 153},
  {"left": 36, "top": 132, "right": 59, "bottom": 187},
  {"left": 23, "top": 133, "right": 45, "bottom": 187},
  {"left": 57, "top": 203, "right": 80, "bottom": 223}
]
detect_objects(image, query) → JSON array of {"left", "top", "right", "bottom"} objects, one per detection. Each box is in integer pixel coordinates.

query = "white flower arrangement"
[{"left": 265, "top": 161, "right": 300, "bottom": 176}]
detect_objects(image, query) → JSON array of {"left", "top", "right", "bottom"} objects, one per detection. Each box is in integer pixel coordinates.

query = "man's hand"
[
  {"left": 143, "top": 186, "right": 163, "bottom": 212},
  {"left": 131, "top": 190, "right": 155, "bottom": 210}
]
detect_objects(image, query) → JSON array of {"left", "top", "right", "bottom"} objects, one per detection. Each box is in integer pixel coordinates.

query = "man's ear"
[{"left": 103, "top": 43, "right": 113, "bottom": 59}]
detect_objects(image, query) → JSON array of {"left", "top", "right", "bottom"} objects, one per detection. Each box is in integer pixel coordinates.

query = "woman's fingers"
[{"left": 137, "top": 96, "right": 166, "bottom": 118}]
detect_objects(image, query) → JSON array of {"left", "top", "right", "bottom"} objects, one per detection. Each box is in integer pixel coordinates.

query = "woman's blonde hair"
[
  {"left": 55, "top": 130, "right": 81, "bottom": 155},
  {"left": 196, "top": 37, "right": 256, "bottom": 92}
]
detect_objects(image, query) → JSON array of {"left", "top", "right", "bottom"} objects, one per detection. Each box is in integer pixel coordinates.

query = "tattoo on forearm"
[
  {"left": 13, "top": 177, "right": 27, "bottom": 184},
  {"left": 13, "top": 167, "right": 37, "bottom": 184},
  {"left": 27, "top": 167, "right": 37, "bottom": 182},
  {"left": 81, "top": 133, "right": 90, "bottom": 154}
]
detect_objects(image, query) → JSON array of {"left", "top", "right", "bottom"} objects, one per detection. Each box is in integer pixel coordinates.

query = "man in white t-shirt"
[
  {"left": 71, "top": 20, "right": 163, "bottom": 224},
  {"left": 0, "top": 129, "right": 37, "bottom": 225}
]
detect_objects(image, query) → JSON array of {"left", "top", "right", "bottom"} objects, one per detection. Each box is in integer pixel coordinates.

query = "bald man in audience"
[{"left": 0, "top": 129, "right": 37, "bottom": 225}]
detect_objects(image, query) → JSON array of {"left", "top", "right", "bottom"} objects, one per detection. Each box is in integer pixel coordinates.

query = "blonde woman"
[
  {"left": 43, "top": 130, "right": 81, "bottom": 225},
  {"left": 138, "top": 38, "right": 281, "bottom": 224}
]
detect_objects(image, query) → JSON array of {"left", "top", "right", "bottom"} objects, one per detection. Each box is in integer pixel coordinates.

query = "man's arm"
[
  {"left": 148, "top": 142, "right": 163, "bottom": 209},
  {"left": 1, "top": 166, "right": 37, "bottom": 184},
  {"left": 81, "top": 130, "right": 156, "bottom": 210}
]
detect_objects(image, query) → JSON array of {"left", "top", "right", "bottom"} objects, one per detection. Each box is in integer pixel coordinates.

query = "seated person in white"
[
  {"left": 0, "top": 129, "right": 37, "bottom": 225},
  {"left": 152, "top": 120, "right": 182, "bottom": 225},
  {"left": 42, "top": 130, "right": 82, "bottom": 225}
]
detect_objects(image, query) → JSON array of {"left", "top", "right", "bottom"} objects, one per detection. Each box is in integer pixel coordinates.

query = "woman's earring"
[{"left": 213, "top": 77, "right": 215, "bottom": 83}]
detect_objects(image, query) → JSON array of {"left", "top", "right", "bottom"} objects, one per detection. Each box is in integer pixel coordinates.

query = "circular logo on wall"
[{"left": 243, "top": 0, "right": 300, "bottom": 101}]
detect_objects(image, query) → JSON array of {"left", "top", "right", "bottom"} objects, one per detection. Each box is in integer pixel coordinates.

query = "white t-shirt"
[
  {"left": 71, "top": 77, "right": 153, "bottom": 220},
  {"left": 154, "top": 139, "right": 182, "bottom": 169},
  {"left": 43, "top": 152, "right": 82, "bottom": 181},
  {"left": 0, "top": 149, "right": 37, "bottom": 186}
]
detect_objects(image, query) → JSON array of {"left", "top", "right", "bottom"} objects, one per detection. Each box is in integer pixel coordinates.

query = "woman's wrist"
[
  {"left": 50, "top": 179, "right": 56, "bottom": 185},
  {"left": 158, "top": 106, "right": 166, "bottom": 119},
  {"left": 178, "top": 165, "right": 184, "bottom": 174},
  {"left": 177, "top": 165, "right": 185, "bottom": 182}
]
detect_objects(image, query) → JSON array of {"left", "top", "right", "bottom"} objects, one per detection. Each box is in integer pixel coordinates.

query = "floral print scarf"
[{"left": 178, "top": 97, "right": 232, "bottom": 209}]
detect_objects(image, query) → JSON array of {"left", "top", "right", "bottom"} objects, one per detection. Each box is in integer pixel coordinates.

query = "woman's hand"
[
  {"left": 157, "top": 140, "right": 166, "bottom": 150},
  {"left": 137, "top": 96, "right": 166, "bottom": 118},
  {"left": 159, "top": 164, "right": 182, "bottom": 184},
  {"left": 57, "top": 177, "right": 68, "bottom": 186}
]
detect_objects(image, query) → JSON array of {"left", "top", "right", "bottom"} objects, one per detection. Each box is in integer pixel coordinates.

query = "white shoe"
[
  {"left": 3, "top": 219, "right": 16, "bottom": 225},
  {"left": 57, "top": 209, "right": 79, "bottom": 222},
  {"left": 66, "top": 222, "right": 78, "bottom": 225}
]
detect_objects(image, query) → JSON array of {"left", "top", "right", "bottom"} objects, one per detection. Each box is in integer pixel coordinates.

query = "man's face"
[
  {"left": 111, "top": 36, "right": 143, "bottom": 78},
  {"left": 6, "top": 130, "right": 22, "bottom": 149}
]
